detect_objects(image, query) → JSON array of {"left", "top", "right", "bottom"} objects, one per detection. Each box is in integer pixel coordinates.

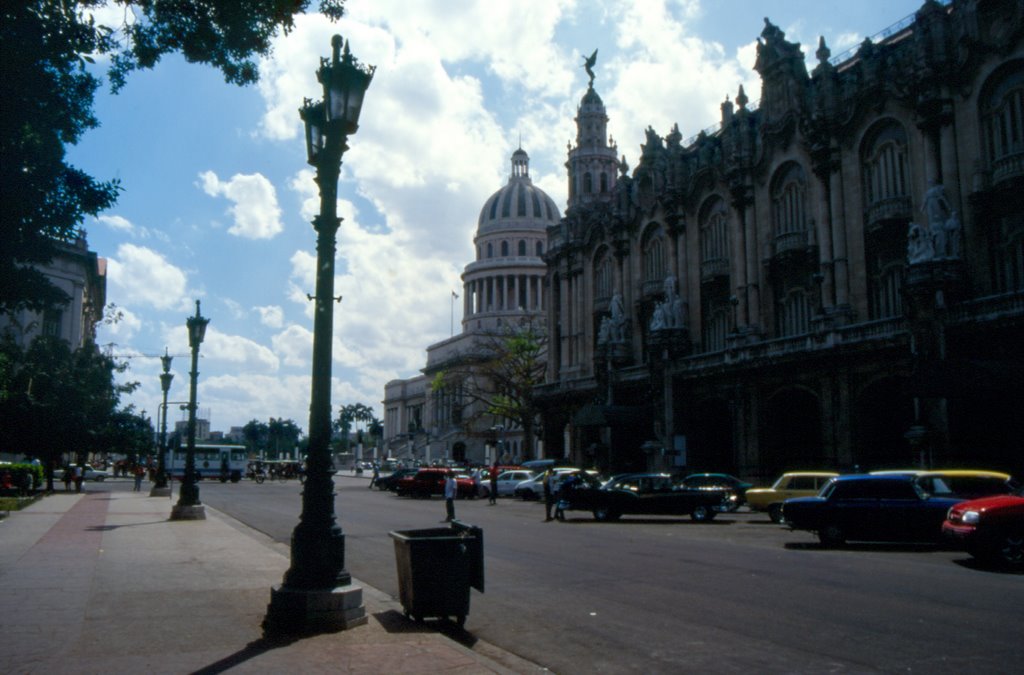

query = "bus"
[{"left": 165, "top": 444, "right": 248, "bottom": 483}]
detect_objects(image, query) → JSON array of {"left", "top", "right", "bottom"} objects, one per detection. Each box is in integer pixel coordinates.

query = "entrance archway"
[{"left": 761, "top": 388, "right": 823, "bottom": 477}]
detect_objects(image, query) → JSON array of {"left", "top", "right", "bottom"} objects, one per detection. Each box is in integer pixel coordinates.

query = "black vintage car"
[
  {"left": 559, "top": 473, "right": 732, "bottom": 522},
  {"left": 374, "top": 467, "right": 418, "bottom": 492},
  {"left": 782, "top": 474, "right": 965, "bottom": 547}
]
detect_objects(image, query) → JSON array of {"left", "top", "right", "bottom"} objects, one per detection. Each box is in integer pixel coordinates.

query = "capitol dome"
[{"left": 477, "top": 148, "right": 561, "bottom": 234}]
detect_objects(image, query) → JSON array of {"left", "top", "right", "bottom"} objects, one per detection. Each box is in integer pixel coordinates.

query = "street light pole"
[
  {"left": 171, "top": 300, "right": 209, "bottom": 521},
  {"left": 151, "top": 348, "right": 174, "bottom": 497},
  {"left": 264, "top": 34, "right": 374, "bottom": 636}
]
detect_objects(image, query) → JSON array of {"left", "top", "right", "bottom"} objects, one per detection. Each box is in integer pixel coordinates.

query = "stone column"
[{"left": 829, "top": 165, "right": 850, "bottom": 308}]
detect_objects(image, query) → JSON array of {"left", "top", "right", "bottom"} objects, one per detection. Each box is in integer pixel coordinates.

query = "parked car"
[
  {"left": 782, "top": 474, "right": 964, "bottom": 547},
  {"left": 745, "top": 472, "right": 839, "bottom": 523},
  {"left": 942, "top": 486, "right": 1024, "bottom": 568},
  {"left": 513, "top": 468, "right": 593, "bottom": 500},
  {"left": 62, "top": 464, "right": 109, "bottom": 482},
  {"left": 493, "top": 470, "right": 536, "bottom": 497},
  {"left": 870, "top": 469, "right": 1016, "bottom": 500},
  {"left": 679, "top": 473, "right": 754, "bottom": 510},
  {"left": 559, "top": 473, "right": 731, "bottom": 522},
  {"left": 374, "top": 467, "right": 418, "bottom": 491},
  {"left": 395, "top": 468, "right": 481, "bottom": 499}
]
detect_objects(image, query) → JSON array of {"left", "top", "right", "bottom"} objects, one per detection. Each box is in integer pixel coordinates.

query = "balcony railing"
[
  {"left": 700, "top": 257, "right": 729, "bottom": 282},
  {"left": 991, "top": 150, "right": 1024, "bottom": 186},
  {"left": 865, "top": 195, "right": 912, "bottom": 228}
]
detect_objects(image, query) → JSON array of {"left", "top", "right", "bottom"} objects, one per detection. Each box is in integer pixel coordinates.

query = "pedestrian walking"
[
  {"left": 73, "top": 464, "right": 84, "bottom": 493},
  {"left": 443, "top": 470, "right": 457, "bottom": 522},
  {"left": 543, "top": 469, "right": 555, "bottom": 521},
  {"left": 62, "top": 465, "right": 73, "bottom": 492},
  {"left": 369, "top": 462, "right": 380, "bottom": 489},
  {"left": 488, "top": 462, "right": 499, "bottom": 505},
  {"left": 471, "top": 467, "right": 482, "bottom": 499},
  {"left": 133, "top": 463, "right": 145, "bottom": 492}
]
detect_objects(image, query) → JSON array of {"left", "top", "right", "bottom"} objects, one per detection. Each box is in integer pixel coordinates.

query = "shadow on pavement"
[{"left": 190, "top": 636, "right": 298, "bottom": 675}]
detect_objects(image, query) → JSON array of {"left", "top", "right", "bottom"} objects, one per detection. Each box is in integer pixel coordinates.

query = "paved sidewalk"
[{"left": 0, "top": 490, "right": 542, "bottom": 674}]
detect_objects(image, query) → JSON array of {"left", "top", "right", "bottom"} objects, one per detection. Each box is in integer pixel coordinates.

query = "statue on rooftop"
[{"left": 582, "top": 48, "right": 598, "bottom": 88}]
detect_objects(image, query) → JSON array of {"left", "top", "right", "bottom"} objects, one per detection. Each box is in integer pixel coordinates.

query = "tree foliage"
[
  {"left": 435, "top": 320, "right": 547, "bottom": 459},
  {"left": 0, "top": 0, "right": 344, "bottom": 314},
  {"left": 0, "top": 333, "right": 140, "bottom": 488},
  {"left": 335, "top": 402, "right": 379, "bottom": 452},
  {"left": 242, "top": 417, "right": 302, "bottom": 458}
]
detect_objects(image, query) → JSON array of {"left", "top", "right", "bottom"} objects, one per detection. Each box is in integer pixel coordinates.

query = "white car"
[
  {"left": 513, "top": 468, "right": 593, "bottom": 500},
  {"left": 494, "top": 470, "right": 536, "bottom": 497},
  {"left": 64, "top": 464, "right": 109, "bottom": 482}
]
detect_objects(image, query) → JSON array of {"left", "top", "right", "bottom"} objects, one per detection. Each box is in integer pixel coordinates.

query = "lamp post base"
[
  {"left": 170, "top": 503, "right": 206, "bottom": 520},
  {"left": 263, "top": 583, "right": 367, "bottom": 635},
  {"left": 149, "top": 485, "right": 171, "bottom": 498}
]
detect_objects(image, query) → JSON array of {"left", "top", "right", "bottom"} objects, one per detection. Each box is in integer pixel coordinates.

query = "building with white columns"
[{"left": 383, "top": 148, "right": 560, "bottom": 464}]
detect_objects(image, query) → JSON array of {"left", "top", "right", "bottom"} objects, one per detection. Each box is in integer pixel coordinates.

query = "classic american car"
[
  {"left": 557, "top": 473, "right": 732, "bottom": 522},
  {"left": 782, "top": 474, "right": 964, "bottom": 547}
]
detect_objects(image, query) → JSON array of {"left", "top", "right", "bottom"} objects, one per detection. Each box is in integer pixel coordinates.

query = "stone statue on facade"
[
  {"left": 907, "top": 221, "right": 935, "bottom": 264},
  {"left": 922, "top": 180, "right": 952, "bottom": 233},
  {"left": 609, "top": 292, "right": 626, "bottom": 343},
  {"left": 650, "top": 274, "right": 686, "bottom": 332},
  {"left": 597, "top": 316, "right": 612, "bottom": 345}
]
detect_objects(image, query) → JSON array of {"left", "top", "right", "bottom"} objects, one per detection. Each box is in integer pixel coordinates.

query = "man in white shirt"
[{"left": 444, "top": 471, "right": 457, "bottom": 522}]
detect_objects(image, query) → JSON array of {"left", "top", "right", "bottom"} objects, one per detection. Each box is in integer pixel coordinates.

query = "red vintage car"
[
  {"left": 942, "top": 486, "right": 1024, "bottom": 568},
  {"left": 395, "top": 468, "right": 482, "bottom": 499}
]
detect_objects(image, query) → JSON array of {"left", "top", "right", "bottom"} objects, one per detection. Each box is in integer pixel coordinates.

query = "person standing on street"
[
  {"left": 133, "top": 463, "right": 145, "bottom": 492},
  {"left": 444, "top": 470, "right": 458, "bottom": 522},
  {"left": 488, "top": 462, "right": 499, "bottom": 505},
  {"left": 369, "top": 462, "right": 380, "bottom": 489},
  {"left": 543, "top": 469, "right": 555, "bottom": 522}
]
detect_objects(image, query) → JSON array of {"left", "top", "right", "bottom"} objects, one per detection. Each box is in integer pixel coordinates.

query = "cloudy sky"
[{"left": 70, "top": 0, "right": 924, "bottom": 435}]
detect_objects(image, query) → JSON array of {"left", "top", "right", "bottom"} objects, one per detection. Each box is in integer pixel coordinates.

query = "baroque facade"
[
  {"left": 0, "top": 229, "right": 107, "bottom": 349},
  {"left": 538, "top": 0, "right": 1024, "bottom": 482},
  {"left": 383, "top": 149, "right": 559, "bottom": 464}
]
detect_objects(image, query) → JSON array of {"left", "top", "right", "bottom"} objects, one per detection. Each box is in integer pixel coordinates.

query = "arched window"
[
  {"left": 600, "top": 173, "right": 609, "bottom": 193},
  {"left": 980, "top": 61, "right": 1024, "bottom": 292},
  {"left": 486, "top": 242, "right": 493, "bottom": 258},
  {"left": 701, "top": 302, "right": 729, "bottom": 353},
  {"left": 861, "top": 122, "right": 909, "bottom": 207},
  {"left": 775, "top": 289, "right": 810, "bottom": 337},
  {"left": 584, "top": 172, "right": 593, "bottom": 194},
  {"left": 518, "top": 240, "right": 527, "bottom": 256},
  {"left": 536, "top": 241, "right": 544, "bottom": 256},
  {"left": 770, "top": 162, "right": 808, "bottom": 243},
  {"left": 501, "top": 241, "right": 509, "bottom": 256},
  {"left": 699, "top": 197, "right": 729, "bottom": 278},
  {"left": 642, "top": 226, "right": 666, "bottom": 284}
]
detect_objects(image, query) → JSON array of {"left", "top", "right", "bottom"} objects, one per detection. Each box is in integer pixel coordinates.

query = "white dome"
[{"left": 477, "top": 149, "right": 561, "bottom": 234}]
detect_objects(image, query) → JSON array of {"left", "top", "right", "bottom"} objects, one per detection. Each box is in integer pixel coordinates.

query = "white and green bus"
[{"left": 165, "top": 444, "right": 248, "bottom": 482}]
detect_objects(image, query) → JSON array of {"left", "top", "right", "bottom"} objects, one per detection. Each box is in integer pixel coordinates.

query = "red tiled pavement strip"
[{"left": 0, "top": 491, "right": 542, "bottom": 675}]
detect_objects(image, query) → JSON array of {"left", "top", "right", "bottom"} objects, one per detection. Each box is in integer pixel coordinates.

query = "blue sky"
[{"left": 70, "top": 0, "right": 924, "bottom": 434}]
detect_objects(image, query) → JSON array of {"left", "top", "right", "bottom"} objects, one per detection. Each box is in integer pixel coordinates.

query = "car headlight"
[{"left": 960, "top": 510, "right": 980, "bottom": 525}]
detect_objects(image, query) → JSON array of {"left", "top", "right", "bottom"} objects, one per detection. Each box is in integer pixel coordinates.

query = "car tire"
[
  {"left": 980, "top": 530, "right": 1024, "bottom": 568},
  {"left": 818, "top": 523, "right": 845, "bottom": 547},
  {"left": 768, "top": 504, "right": 784, "bottom": 524},
  {"left": 95, "top": 476, "right": 105, "bottom": 482},
  {"left": 690, "top": 505, "right": 715, "bottom": 522},
  {"left": 593, "top": 507, "right": 619, "bottom": 522}
]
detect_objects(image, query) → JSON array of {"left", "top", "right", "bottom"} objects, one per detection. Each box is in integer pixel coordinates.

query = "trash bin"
[{"left": 389, "top": 520, "right": 484, "bottom": 627}]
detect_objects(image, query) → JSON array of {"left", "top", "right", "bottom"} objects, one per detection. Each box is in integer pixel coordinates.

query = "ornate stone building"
[
  {"left": 383, "top": 149, "right": 559, "bottom": 464},
  {"left": 538, "top": 0, "right": 1024, "bottom": 481},
  {"left": 0, "top": 229, "right": 107, "bottom": 349}
]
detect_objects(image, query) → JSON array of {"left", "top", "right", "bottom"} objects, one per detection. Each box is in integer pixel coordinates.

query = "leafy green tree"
[
  {"left": 436, "top": 319, "right": 547, "bottom": 459},
  {"left": 0, "top": 0, "right": 345, "bottom": 314},
  {"left": 242, "top": 418, "right": 269, "bottom": 456},
  {"left": 267, "top": 417, "right": 302, "bottom": 459},
  {"left": 97, "top": 406, "right": 154, "bottom": 463},
  {"left": 0, "top": 333, "right": 138, "bottom": 489},
  {"left": 334, "top": 402, "right": 375, "bottom": 453}
]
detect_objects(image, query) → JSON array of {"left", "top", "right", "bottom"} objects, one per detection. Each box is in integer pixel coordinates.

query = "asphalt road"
[{"left": 168, "top": 475, "right": 1021, "bottom": 674}]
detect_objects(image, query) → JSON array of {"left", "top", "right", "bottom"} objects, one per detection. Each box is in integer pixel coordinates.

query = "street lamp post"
[
  {"left": 170, "top": 300, "right": 209, "bottom": 521},
  {"left": 151, "top": 348, "right": 174, "bottom": 497},
  {"left": 264, "top": 34, "right": 374, "bottom": 636}
]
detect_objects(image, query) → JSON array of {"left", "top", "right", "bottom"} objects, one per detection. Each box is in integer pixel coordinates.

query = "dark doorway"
[
  {"left": 685, "top": 398, "right": 734, "bottom": 474},
  {"left": 853, "top": 377, "right": 914, "bottom": 471},
  {"left": 761, "top": 388, "right": 823, "bottom": 477}
]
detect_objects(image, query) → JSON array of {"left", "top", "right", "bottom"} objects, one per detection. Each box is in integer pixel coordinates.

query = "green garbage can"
[{"left": 389, "top": 520, "right": 484, "bottom": 627}]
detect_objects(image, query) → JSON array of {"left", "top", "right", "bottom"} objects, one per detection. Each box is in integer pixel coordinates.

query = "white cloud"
[
  {"left": 105, "top": 244, "right": 189, "bottom": 310},
  {"left": 201, "top": 329, "right": 280, "bottom": 372},
  {"left": 272, "top": 324, "right": 312, "bottom": 367},
  {"left": 198, "top": 171, "right": 283, "bottom": 240},
  {"left": 256, "top": 305, "right": 285, "bottom": 328},
  {"left": 97, "top": 214, "right": 135, "bottom": 233}
]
